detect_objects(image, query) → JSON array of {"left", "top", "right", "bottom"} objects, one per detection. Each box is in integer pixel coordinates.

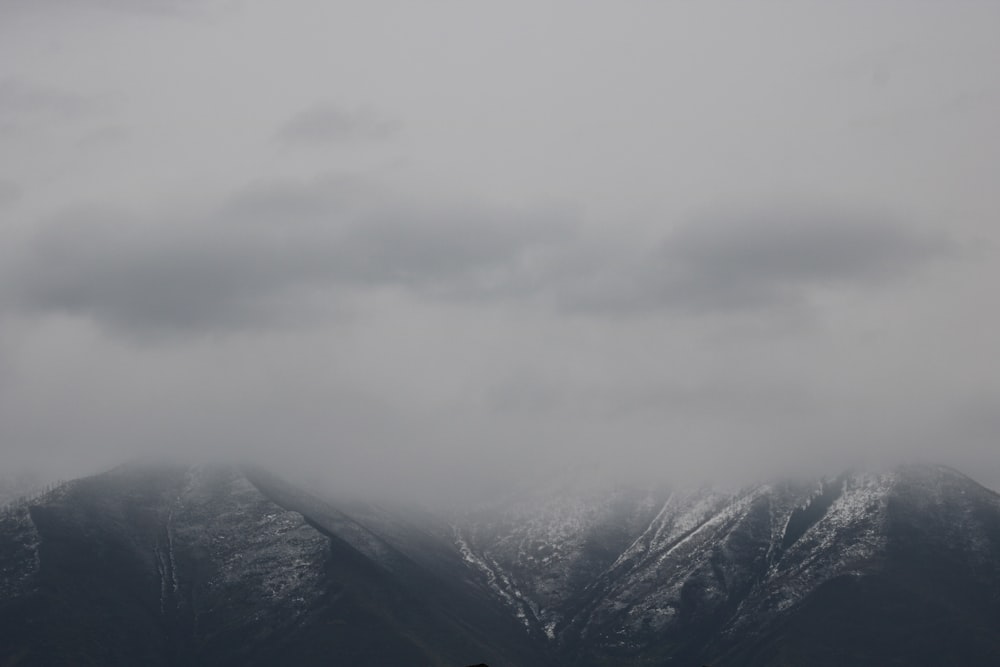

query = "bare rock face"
[{"left": 2, "top": 462, "right": 1000, "bottom": 666}]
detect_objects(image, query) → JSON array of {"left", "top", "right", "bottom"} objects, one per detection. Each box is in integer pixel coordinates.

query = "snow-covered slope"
[
  {"left": 0, "top": 464, "right": 542, "bottom": 667},
  {"left": 2, "top": 462, "right": 999, "bottom": 666},
  {"left": 453, "top": 482, "right": 668, "bottom": 640},
  {"left": 450, "top": 465, "right": 1000, "bottom": 665}
]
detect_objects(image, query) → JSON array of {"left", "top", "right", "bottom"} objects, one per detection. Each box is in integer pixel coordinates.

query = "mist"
[{"left": 2, "top": 0, "right": 999, "bottom": 504}]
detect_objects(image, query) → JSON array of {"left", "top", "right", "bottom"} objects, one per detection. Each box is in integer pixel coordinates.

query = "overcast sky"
[{"left": 1, "top": 0, "right": 998, "bottom": 500}]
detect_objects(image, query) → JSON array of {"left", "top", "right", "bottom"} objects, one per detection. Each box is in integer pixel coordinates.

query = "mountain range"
[{"left": 2, "top": 462, "right": 999, "bottom": 666}]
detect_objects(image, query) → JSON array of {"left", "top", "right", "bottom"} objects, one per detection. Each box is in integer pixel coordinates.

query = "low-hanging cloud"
[
  {"left": 0, "top": 0, "right": 230, "bottom": 19},
  {"left": 0, "top": 78, "right": 91, "bottom": 120},
  {"left": 2, "top": 0, "right": 999, "bottom": 500},
  {"left": 0, "top": 180, "right": 21, "bottom": 207},
  {"left": 4, "top": 178, "right": 572, "bottom": 336},
  {"left": 560, "top": 209, "right": 950, "bottom": 315},
  {"left": 276, "top": 104, "right": 395, "bottom": 146},
  {"left": 3, "top": 185, "right": 951, "bottom": 340}
]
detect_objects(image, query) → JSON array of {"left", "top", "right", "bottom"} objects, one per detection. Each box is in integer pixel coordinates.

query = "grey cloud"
[
  {"left": 92, "top": 0, "right": 212, "bottom": 12},
  {"left": 562, "top": 210, "right": 949, "bottom": 315},
  {"left": 1, "top": 0, "right": 999, "bottom": 500},
  {"left": 0, "top": 79, "right": 90, "bottom": 119},
  {"left": 0, "top": 0, "right": 231, "bottom": 19},
  {"left": 77, "top": 125, "right": 130, "bottom": 151},
  {"left": 276, "top": 104, "right": 394, "bottom": 146},
  {"left": 0, "top": 180, "right": 21, "bottom": 207},
  {"left": 5, "top": 193, "right": 949, "bottom": 339},
  {"left": 5, "top": 179, "right": 570, "bottom": 336}
]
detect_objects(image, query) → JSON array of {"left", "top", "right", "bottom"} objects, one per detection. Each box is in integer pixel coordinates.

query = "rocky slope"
[
  {"left": 0, "top": 464, "right": 540, "bottom": 667},
  {"left": 453, "top": 465, "right": 1000, "bottom": 666},
  {"left": 1, "top": 463, "right": 999, "bottom": 666}
]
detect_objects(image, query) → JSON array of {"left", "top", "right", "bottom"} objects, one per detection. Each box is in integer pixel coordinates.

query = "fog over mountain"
[{"left": 1, "top": 1, "right": 999, "bottom": 502}]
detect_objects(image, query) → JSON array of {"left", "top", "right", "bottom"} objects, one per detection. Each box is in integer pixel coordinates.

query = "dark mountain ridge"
[{"left": 1, "top": 463, "right": 999, "bottom": 666}]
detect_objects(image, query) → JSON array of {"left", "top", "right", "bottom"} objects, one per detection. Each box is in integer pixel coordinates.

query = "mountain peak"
[{"left": 2, "top": 461, "right": 999, "bottom": 666}]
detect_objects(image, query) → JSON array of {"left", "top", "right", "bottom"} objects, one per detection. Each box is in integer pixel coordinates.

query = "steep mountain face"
[
  {"left": 1, "top": 463, "right": 999, "bottom": 666},
  {"left": 0, "top": 465, "right": 541, "bottom": 667},
  {"left": 454, "top": 465, "right": 1000, "bottom": 666}
]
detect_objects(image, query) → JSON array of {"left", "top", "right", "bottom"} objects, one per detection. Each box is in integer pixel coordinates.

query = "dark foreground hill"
[{"left": 1, "top": 463, "right": 999, "bottom": 666}]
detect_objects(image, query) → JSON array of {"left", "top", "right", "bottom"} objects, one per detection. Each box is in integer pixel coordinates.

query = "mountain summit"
[{"left": 1, "top": 463, "right": 999, "bottom": 666}]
